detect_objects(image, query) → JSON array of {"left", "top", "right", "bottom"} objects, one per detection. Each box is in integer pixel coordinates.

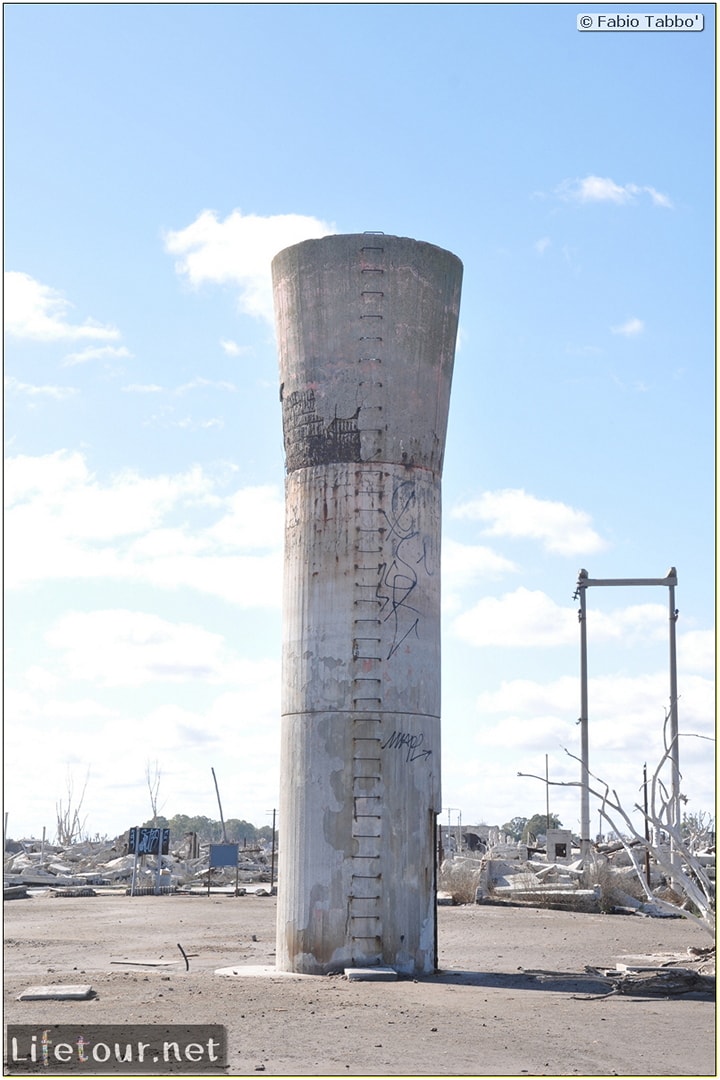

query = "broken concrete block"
[
  {"left": 47, "top": 862, "right": 74, "bottom": 876},
  {"left": 18, "top": 985, "right": 94, "bottom": 1001},
  {"left": 3, "top": 885, "right": 29, "bottom": 900},
  {"left": 344, "top": 967, "right": 398, "bottom": 981}
]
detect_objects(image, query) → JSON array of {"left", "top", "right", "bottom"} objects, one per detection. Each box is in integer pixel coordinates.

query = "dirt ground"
[{"left": 3, "top": 891, "right": 715, "bottom": 1077}]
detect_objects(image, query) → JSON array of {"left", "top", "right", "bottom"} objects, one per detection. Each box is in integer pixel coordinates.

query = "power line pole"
[
  {"left": 267, "top": 809, "right": 277, "bottom": 893},
  {"left": 545, "top": 754, "right": 551, "bottom": 838},
  {"left": 211, "top": 767, "right": 228, "bottom": 844}
]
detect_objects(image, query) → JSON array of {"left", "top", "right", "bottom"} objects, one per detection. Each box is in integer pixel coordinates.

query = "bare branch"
[
  {"left": 55, "top": 768, "right": 90, "bottom": 846},
  {"left": 520, "top": 733, "right": 715, "bottom": 938},
  {"left": 145, "top": 760, "right": 162, "bottom": 826}
]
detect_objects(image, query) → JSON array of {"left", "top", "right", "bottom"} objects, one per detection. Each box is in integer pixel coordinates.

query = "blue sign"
[{"left": 209, "top": 843, "right": 239, "bottom": 868}]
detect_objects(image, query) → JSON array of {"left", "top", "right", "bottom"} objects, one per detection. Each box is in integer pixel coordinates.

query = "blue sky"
[{"left": 5, "top": 2, "right": 715, "bottom": 842}]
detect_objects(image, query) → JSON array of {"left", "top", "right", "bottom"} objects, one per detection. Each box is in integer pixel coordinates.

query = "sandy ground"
[{"left": 3, "top": 891, "right": 715, "bottom": 1077}]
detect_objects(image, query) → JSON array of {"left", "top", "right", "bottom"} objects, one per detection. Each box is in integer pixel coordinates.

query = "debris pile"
[
  {"left": 440, "top": 833, "right": 716, "bottom": 921},
  {"left": 586, "top": 962, "right": 715, "bottom": 996},
  {"left": 4, "top": 834, "right": 274, "bottom": 896}
]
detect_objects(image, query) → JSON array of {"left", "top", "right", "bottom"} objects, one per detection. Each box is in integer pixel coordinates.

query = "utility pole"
[
  {"left": 643, "top": 763, "right": 651, "bottom": 887},
  {"left": 211, "top": 767, "right": 228, "bottom": 844},
  {"left": 667, "top": 575, "right": 680, "bottom": 860},
  {"left": 545, "top": 755, "right": 551, "bottom": 838},
  {"left": 576, "top": 572, "right": 590, "bottom": 857},
  {"left": 444, "top": 808, "right": 460, "bottom": 856},
  {"left": 267, "top": 809, "right": 277, "bottom": 893}
]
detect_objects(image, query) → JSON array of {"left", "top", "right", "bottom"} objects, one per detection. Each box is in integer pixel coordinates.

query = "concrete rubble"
[
  {"left": 442, "top": 832, "right": 716, "bottom": 918},
  {"left": 4, "top": 834, "right": 274, "bottom": 895},
  {"left": 5, "top": 830, "right": 715, "bottom": 923}
]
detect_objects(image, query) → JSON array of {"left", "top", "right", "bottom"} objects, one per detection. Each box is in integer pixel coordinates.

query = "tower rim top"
[{"left": 271, "top": 233, "right": 463, "bottom": 270}]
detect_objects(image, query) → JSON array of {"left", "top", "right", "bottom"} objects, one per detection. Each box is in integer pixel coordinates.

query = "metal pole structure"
[
  {"left": 445, "top": 808, "right": 460, "bottom": 856},
  {"left": 577, "top": 571, "right": 591, "bottom": 858},
  {"left": 211, "top": 767, "right": 228, "bottom": 844},
  {"left": 269, "top": 808, "right": 277, "bottom": 893},
  {"left": 574, "top": 567, "right": 679, "bottom": 870},
  {"left": 643, "top": 763, "right": 651, "bottom": 888},
  {"left": 130, "top": 849, "right": 139, "bottom": 897},
  {"left": 545, "top": 754, "right": 550, "bottom": 838},
  {"left": 667, "top": 573, "right": 681, "bottom": 877}
]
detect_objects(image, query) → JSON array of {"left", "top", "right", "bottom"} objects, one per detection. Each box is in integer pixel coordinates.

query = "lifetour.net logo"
[{"left": 5, "top": 1026, "right": 226, "bottom": 1074}]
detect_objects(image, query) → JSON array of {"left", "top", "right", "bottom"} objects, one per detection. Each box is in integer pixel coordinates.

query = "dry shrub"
[
  {"left": 439, "top": 858, "right": 483, "bottom": 904},
  {"left": 578, "top": 855, "right": 645, "bottom": 912}
]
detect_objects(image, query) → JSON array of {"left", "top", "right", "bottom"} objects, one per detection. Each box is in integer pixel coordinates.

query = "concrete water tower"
[{"left": 272, "top": 233, "right": 462, "bottom": 975}]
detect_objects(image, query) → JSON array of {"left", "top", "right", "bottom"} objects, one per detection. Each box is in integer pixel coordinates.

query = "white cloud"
[
  {"left": 678, "top": 629, "right": 715, "bottom": 674},
  {"left": 442, "top": 538, "right": 518, "bottom": 582},
  {"left": 122, "top": 377, "right": 239, "bottom": 396},
  {"left": 5, "top": 451, "right": 209, "bottom": 535},
  {"left": 593, "top": 602, "right": 668, "bottom": 643},
  {"left": 566, "top": 175, "right": 630, "bottom": 204},
  {"left": 4, "top": 450, "right": 284, "bottom": 607},
  {"left": 442, "top": 539, "right": 518, "bottom": 613},
  {"left": 477, "top": 674, "right": 577, "bottom": 722},
  {"left": 4, "top": 674, "right": 282, "bottom": 839},
  {"left": 4, "top": 688, "right": 122, "bottom": 767},
  {"left": 44, "top": 609, "right": 272, "bottom": 687},
  {"left": 21, "top": 666, "right": 61, "bottom": 695},
  {"left": 644, "top": 186, "right": 674, "bottom": 208},
  {"left": 175, "top": 416, "right": 224, "bottom": 430},
  {"left": 5, "top": 375, "right": 78, "bottom": 401},
  {"left": 467, "top": 667, "right": 715, "bottom": 827},
  {"left": 164, "top": 208, "right": 336, "bottom": 324},
  {"left": 611, "top": 317, "right": 644, "bottom": 336},
  {"left": 452, "top": 489, "right": 608, "bottom": 556},
  {"left": 63, "top": 345, "right": 132, "bottom": 367},
  {"left": 142, "top": 411, "right": 226, "bottom": 430},
  {"left": 452, "top": 587, "right": 670, "bottom": 650},
  {"left": 534, "top": 237, "right": 551, "bottom": 255},
  {"left": 4, "top": 271, "right": 121, "bottom": 342},
  {"left": 175, "top": 376, "right": 238, "bottom": 394},
  {"left": 479, "top": 670, "right": 715, "bottom": 760},
  {"left": 556, "top": 175, "right": 673, "bottom": 209},
  {"left": 202, "top": 485, "right": 286, "bottom": 549},
  {"left": 220, "top": 339, "right": 249, "bottom": 356},
  {"left": 453, "top": 587, "right": 577, "bottom": 648}
]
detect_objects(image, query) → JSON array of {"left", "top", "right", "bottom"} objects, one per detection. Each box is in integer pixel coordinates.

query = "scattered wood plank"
[{"left": 110, "top": 958, "right": 181, "bottom": 967}]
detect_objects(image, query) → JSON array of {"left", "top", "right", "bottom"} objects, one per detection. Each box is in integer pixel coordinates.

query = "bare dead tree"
[
  {"left": 145, "top": 759, "right": 162, "bottom": 825},
  {"left": 55, "top": 768, "right": 90, "bottom": 847},
  {"left": 519, "top": 719, "right": 715, "bottom": 939},
  {"left": 682, "top": 809, "right": 715, "bottom": 851}
]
